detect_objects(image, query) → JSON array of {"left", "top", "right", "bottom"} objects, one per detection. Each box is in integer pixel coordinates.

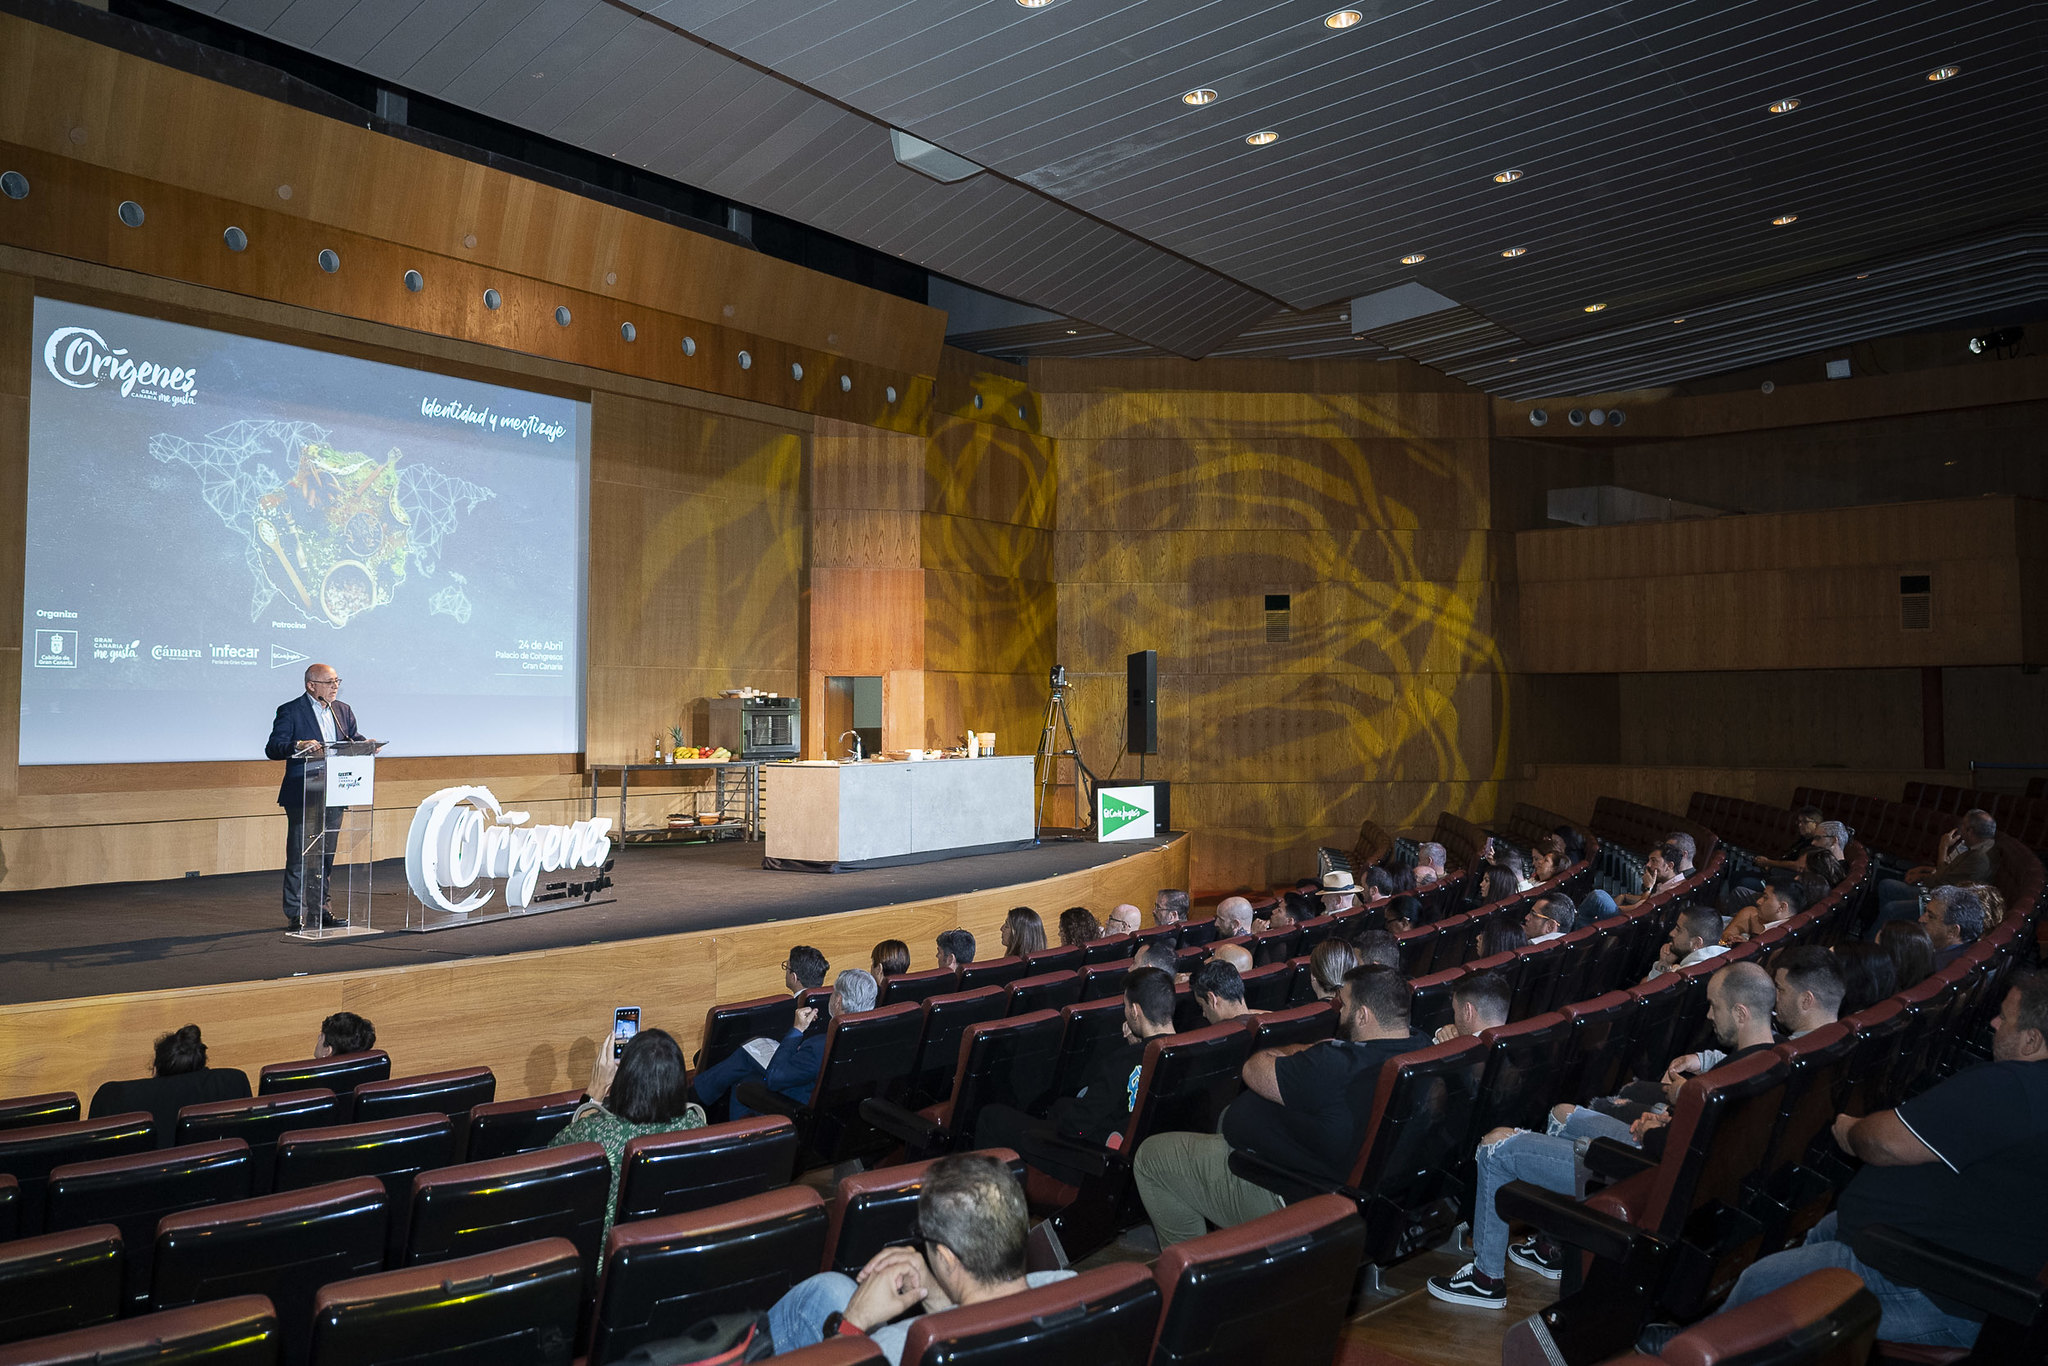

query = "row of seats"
[
  {"left": 1493, "top": 801, "right": 1583, "bottom": 851},
  {"left": 1590, "top": 796, "right": 1720, "bottom": 864},
  {"left": 1795, "top": 785, "right": 2048, "bottom": 906},
  {"left": 0, "top": 1175, "right": 1374, "bottom": 1366},
  {"left": 1899, "top": 780, "right": 2048, "bottom": 850},
  {"left": 1682, "top": 792, "right": 1804, "bottom": 861}
]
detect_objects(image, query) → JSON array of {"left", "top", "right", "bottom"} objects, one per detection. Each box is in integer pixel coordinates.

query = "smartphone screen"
[{"left": 612, "top": 1006, "right": 640, "bottom": 1058}]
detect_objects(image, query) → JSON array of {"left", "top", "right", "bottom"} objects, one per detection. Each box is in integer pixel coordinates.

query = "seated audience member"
[
  {"left": 1832, "top": 943, "right": 1898, "bottom": 1016},
  {"left": 974, "top": 968, "right": 1175, "bottom": 1186},
  {"left": 1308, "top": 939, "right": 1359, "bottom": 1000},
  {"left": 1381, "top": 895, "right": 1425, "bottom": 935},
  {"left": 1682, "top": 971, "right": 2048, "bottom": 1352},
  {"left": 766, "top": 1154, "right": 1073, "bottom": 1362},
  {"left": 1210, "top": 941, "right": 1255, "bottom": 976},
  {"left": 89, "top": 1024, "right": 251, "bottom": 1148},
  {"left": 1213, "top": 896, "right": 1256, "bottom": 939},
  {"left": 1475, "top": 863, "right": 1520, "bottom": 907},
  {"left": 1750, "top": 806, "right": 1825, "bottom": 878},
  {"left": 871, "top": 939, "right": 910, "bottom": 980},
  {"left": 1368, "top": 863, "right": 1417, "bottom": 898},
  {"left": 1528, "top": 834, "right": 1569, "bottom": 884},
  {"left": 1349, "top": 929, "right": 1402, "bottom": 971},
  {"left": 1680, "top": 947, "right": 1844, "bottom": 1073},
  {"left": 692, "top": 945, "right": 826, "bottom": 1093},
  {"left": 1413, "top": 842, "right": 1449, "bottom": 887},
  {"left": 1432, "top": 963, "right": 1778, "bottom": 1306},
  {"left": 1662, "top": 832, "right": 1697, "bottom": 878},
  {"left": 1317, "top": 870, "right": 1362, "bottom": 914},
  {"left": 1285, "top": 889, "right": 1322, "bottom": 924},
  {"left": 1505, "top": 849, "right": 1537, "bottom": 894},
  {"left": 1645, "top": 903, "right": 1727, "bottom": 979},
  {"left": 1190, "top": 958, "right": 1255, "bottom": 1025},
  {"left": 1433, "top": 971, "right": 1511, "bottom": 1045},
  {"left": 1255, "top": 896, "right": 1296, "bottom": 933},
  {"left": 1722, "top": 879, "right": 1809, "bottom": 945},
  {"left": 1959, "top": 881, "right": 2007, "bottom": 931},
  {"left": 1552, "top": 826, "right": 1586, "bottom": 867},
  {"left": 1803, "top": 847, "right": 1847, "bottom": 889},
  {"left": 693, "top": 966, "right": 873, "bottom": 1118},
  {"left": 1814, "top": 820, "right": 1851, "bottom": 861},
  {"left": 935, "top": 929, "right": 976, "bottom": 971},
  {"left": 1616, "top": 843, "right": 1689, "bottom": 912},
  {"left": 1135, "top": 965, "right": 1424, "bottom": 1245},
  {"left": 1793, "top": 867, "right": 1835, "bottom": 910},
  {"left": 1057, "top": 906, "right": 1102, "bottom": 947},
  {"left": 999, "top": 907, "right": 1047, "bottom": 957},
  {"left": 316, "top": 1010, "right": 377, "bottom": 1058},
  {"left": 1105, "top": 903, "right": 1143, "bottom": 936},
  {"left": 1480, "top": 920, "right": 1528, "bottom": 957},
  {"left": 1878, "top": 919, "right": 1936, "bottom": 991},
  {"left": 1523, "top": 893, "right": 1573, "bottom": 945},
  {"left": 1154, "top": 888, "right": 1191, "bottom": 929},
  {"left": 1134, "top": 941, "right": 1180, "bottom": 976},
  {"left": 1921, "top": 886, "right": 1985, "bottom": 971},
  {"left": 552, "top": 1026, "right": 705, "bottom": 1245},
  {"left": 1874, "top": 809, "right": 1996, "bottom": 930}
]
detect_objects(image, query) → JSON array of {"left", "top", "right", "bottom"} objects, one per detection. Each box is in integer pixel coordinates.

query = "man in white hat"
[{"left": 1318, "top": 869, "right": 1361, "bottom": 913}]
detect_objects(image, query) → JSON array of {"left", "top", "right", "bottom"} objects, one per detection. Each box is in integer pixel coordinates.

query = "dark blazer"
[
  {"left": 88, "top": 1068, "right": 252, "bottom": 1148},
  {"left": 265, "top": 692, "right": 365, "bottom": 809}
]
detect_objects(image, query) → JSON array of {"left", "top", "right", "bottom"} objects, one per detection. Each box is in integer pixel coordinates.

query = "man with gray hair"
[
  {"left": 1876, "top": 810, "right": 1997, "bottom": 931},
  {"left": 1922, "top": 886, "right": 1986, "bottom": 971},
  {"left": 766, "top": 1153, "right": 1075, "bottom": 1360},
  {"left": 1214, "top": 895, "right": 1255, "bottom": 938},
  {"left": 1415, "top": 843, "right": 1448, "bottom": 887},
  {"left": 710, "top": 968, "right": 875, "bottom": 1119},
  {"left": 1154, "top": 888, "right": 1190, "bottom": 927}
]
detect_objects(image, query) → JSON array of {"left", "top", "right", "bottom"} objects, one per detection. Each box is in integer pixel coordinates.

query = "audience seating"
[
  {"left": 1749, "top": 1022, "right": 1861, "bottom": 1256},
  {"left": 0, "top": 1094, "right": 80, "bottom": 1133},
  {"left": 1578, "top": 1268, "right": 1880, "bottom": 1366},
  {"left": 861, "top": 1010, "right": 1065, "bottom": 1160},
  {"left": 465, "top": 1090, "right": 583, "bottom": 1162},
  {"left": 1148, "top": 1195, "right": 1366, "bottom": 1366},
  {"left": 1081, "top": 960, "right": 1131, "bottom": 1000},
  {"left": 1023, "top": 945, "right": 1085, "bottom": 976},
  {"left": 44, "top": 1138, "right": 255, "bottom": 1308},
  {"left": 273, "top": 1114, "right": 459, "bottom": 1261},
  {"left": 589, "top": 1188, "right": 828, "bottom": 1366},
  {"left": 955, "top": 956, "right": 1030, "bottom": 992},
  {"left": 1851, "top": 1223, "right": 2047, "bottom": 1364},
  {"left": 1003, "top": 971, "right": 1085, "bottom": 1018},
  {"left": 879, "top": 967, "right": 960, "bottom": 1008},
  {"left": 308, "top": 1238, "right": 582, "bottom": 1366},
  {"left": 0, "top": 1295, "right": 281, "bottom": 1366},
  {"left": 896, "top": 1261, "right": 1160, "bottom": 1366},
  {"left": 351, "top": 1069, "right": 495, "bottom": 1154},
  {"left": 613, "top": 1115, "right": 798, "bottom": 1223},
  {"left": 0, "top": 1112, "right": 157, "bottom": 1236},
  {"left": 1237, "top": 961, "right": 1295, "bottom": 1012},
  {"left": 1131, "top": 924, "right": 1180, "bottom": 953},
  {"left": 257, "top": 1053, "right": 391, "bottom": 1098},
  {"left": 175, "top": 1091, "right": 346, "bottom": 1195},
  {"left": 902, "top": 989, "right": 1008, "bottom": 1105},
  {"left": 770, "top": 1341, "right": 887, "bottom": 1366},
  {"left": 736, "top": 1001, "right": 927, "bottom": 1170},
  {"left": 151, "top": 1178, "right": 386, "bottom": 1366},
  {"left": 1406, "top": 967, "right": 1465, "bottom": 1036},
  {"left": 402, "top": 1142, "right": 611, "bottom": 1282},
  {"left": 0, "top": 1224, "right": 122, "bottom": 1348},
  {"left": 822, "top": 1149, "right": 1026, "bottom": 1275},
  {"left": 1179, "top": 919, "right": 1221, "bottom": 949},
  {"left": 1247, "top": 1001, "right": 1337, "bottom": 1051},
  {"left": 1082, "top": 933, "right": 1136, "bottom": 964},
  {"left": 697, "top": 987, "right": 833, "bottom": 1072}
]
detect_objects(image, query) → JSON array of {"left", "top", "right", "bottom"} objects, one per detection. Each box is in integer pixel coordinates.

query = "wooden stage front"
[{"left": 0, "top": 834, "right": 1187, "bottom": 1105}]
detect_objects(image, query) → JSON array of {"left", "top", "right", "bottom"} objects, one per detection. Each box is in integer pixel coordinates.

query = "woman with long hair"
[
  {"left": 1831, "top": 943, "right": 1898, "bottom": 1016},
  {"left": 1000, "top": 906, "right": 1047, "bottom": 957},
  {"left": 1877, "top": 920, "right": 1935, "bottom": 991},
  {"left": 552, "top": 1025, "right": 705, "bottom": 1245},
  {"left": 1057, "top": 907, "right": 1102, "bottom": 947}
]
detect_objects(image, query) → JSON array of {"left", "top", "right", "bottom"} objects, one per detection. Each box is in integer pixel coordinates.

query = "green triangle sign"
[{"left": 1100, "top": 792, "right": 1148, "bottom": 837}]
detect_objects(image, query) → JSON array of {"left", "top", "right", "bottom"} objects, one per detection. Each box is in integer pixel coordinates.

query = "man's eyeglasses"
[{"left": 310, "top": 677, "right": 341, "bottom": 688}]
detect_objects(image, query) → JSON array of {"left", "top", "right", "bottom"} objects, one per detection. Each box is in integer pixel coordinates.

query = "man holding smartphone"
[{"left": 264, "top": 663, "right": 375, "bottom": 929}]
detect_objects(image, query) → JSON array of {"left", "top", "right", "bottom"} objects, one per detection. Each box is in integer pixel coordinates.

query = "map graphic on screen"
[{"left": 20, "top": 298, "right": 589, "bottom": 765}]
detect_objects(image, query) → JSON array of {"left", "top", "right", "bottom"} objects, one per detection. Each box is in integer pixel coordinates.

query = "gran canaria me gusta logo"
[{"left": 42, "top": 324, "right": 199, "bottom": 402}]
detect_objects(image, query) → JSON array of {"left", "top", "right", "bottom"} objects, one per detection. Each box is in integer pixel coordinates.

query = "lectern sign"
[
  {"left": 324, "top": 755, "right": 375, "bottom": 807},
  {"left": 405, "top": 785, "right": 613, "bottom": 914},
  {"left": 1096, "top": 785, "right": 1156, "bottom": 842}
]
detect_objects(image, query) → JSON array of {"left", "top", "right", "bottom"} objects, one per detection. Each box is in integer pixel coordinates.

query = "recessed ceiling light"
[
  {"left": 1017, "top": 0, "right": 1055, "bottom": 7},
  {"left": 1182, "top": 88, "right": 1218, "bottom": 106},
  {"left": 1772, "top": 214, "right": 1798, "bottom": 225},
  {"left": 1672, "top": 318, "right": 1685, "bottom": 324},
  {"left": 1583, "top": 303, "right": 1607, "bottom": 313},
  {"left": 1500, "top": 246, "right": 1526, "bottom": 258},
  {"left": 1323, "top": 9, "right": 1362, "bottom": 27},
  {"left": 1855, "top": 273, "right": 1869, "bottom": 279},
  {"left": 1767, "top": 97, "right": 1801, "bottom": 114},
  {"left": 1926, "top": 65, "right": 1959, "bottom": 81},
  {"left": 1492, "top": 168, "right": 1523, "bottom": 184},
  {"left": 1245, "top": 130, "right": 1278, "bottom": 146},
  {"left": 1399, "top": 252, "right": 1425, "bottom": 265},
  {"left": 1065, "top": 328, "right": 1078, "bottom": 335}
]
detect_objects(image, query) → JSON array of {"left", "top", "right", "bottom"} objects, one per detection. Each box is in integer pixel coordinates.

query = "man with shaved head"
[
  {"left": 1210, "top": 942, "right": 1255, "bottom": 976},
  {"left": 265, "top": 662, "right": 377, "bottom": 930},
  {"left": 1214, "top": 896, "right": 1256, "bottom": 939},
  {"left": 1106, "top": 903, "right": 1143, "bottom": 937},
  {"left": 1430, "top": 963, "right": 1780, "bottom": 1308}
]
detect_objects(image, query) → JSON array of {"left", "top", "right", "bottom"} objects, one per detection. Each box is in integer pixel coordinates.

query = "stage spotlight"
[
  {"left": 1969, "top": 327, "right": 2023, "bottom": 355},
  {"left": 1528, "top": 408, "right": 1548, "bottom": 426}
]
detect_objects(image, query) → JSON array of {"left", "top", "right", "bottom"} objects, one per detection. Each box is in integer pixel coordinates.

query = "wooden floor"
[{"left": 1077, "top": 1230, "right": 1556, "bottom": 1366}]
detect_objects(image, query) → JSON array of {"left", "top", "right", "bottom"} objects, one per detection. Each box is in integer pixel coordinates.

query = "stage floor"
[{"left": 0, "top": 835, "right": 1176, "bottom": 1006}]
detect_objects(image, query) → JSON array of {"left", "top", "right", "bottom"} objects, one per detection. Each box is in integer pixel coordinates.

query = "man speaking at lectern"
[{"left": 266, "top": 663, "right": 368, "bottom": 930}]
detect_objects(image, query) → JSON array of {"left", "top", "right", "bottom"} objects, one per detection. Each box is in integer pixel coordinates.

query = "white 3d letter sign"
[{"left": 405, "top": 785, "right": 613, "bottom": 914}]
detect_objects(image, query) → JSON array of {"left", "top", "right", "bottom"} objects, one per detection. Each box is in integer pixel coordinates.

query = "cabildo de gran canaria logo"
[{"left": 42, "top": 323, "right": 199, "bottom": 404}]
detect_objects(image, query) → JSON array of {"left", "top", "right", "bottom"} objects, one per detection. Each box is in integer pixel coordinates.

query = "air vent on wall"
[
  {"left": 1265, "top": 594, "right": 1291, "bottom": 643},
  {"left": 1899, "top": 573, "right": 1932, "bottom": 631}
]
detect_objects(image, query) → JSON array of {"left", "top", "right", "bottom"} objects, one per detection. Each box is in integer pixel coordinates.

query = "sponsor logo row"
[{"left": 31, "top": 628, "right": 308, "bottom": 670}]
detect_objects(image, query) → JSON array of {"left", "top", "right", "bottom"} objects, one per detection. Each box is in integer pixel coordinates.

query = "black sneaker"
[
  {"left": 1509, "top": 1237, "right": 1563, "bottom": 1280},
  {"left": 1426, "top": 1262, "right": 1507, "bottom": 1309}
]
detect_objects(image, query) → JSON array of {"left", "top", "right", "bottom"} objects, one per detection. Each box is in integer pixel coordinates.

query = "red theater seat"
[
  {"left": 256, "top": 1052, "right": 390, "bottom": 1098},
  {"left": 44, "top": 1138, "right": 254, "bottom": 1308},
  {"left": 0, "top": 1094, "right": 80, "bottom": 1134},
  {"left": 614, "top": 1114, "right": 799, "bottom": 1223},
  {"left": 402, "top": 1142, "right": 611, "bottom": 1282},
  {"left": 896, "top": 1261, "right": 1159, "bottom": 1366},
  {"left": 309, "top": 1239, "right": 581, "bottom": 1366},
  {"left": 175, "top": 1091, "right": 344, "bottom": 1195},
  {"left": 351, "top": 1069, "right": 495, "bottom": 1154},
  {"left": 0, "top": 1295, "right": 280, "bottom": 1366},
  {"left": 0, "top": 1224, "right": 123, "bottom": 1348},
  {"left": 1148, "top": 1195, "right": 1365, "bottom": 1366},
  {"left": 464, "top": 1089, "right": 584, "bottom": 1162}
]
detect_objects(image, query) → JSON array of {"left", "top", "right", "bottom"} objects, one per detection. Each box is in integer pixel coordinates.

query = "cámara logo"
[{"left": 42, "top": 324, "right": 198, "bottom": 401}]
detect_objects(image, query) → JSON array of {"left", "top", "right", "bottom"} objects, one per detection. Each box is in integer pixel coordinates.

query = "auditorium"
[{"left": 2, "top": 2, "right": 2045, "bottom": 1363}]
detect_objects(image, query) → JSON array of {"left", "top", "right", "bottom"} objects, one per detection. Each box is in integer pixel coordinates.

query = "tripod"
[{"left": 1034, "top": 672, "right": 1094, "bottom": 833}]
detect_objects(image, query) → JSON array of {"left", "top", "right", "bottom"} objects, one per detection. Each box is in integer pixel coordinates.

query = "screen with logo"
[{"left": 20, "top": 297, "right": 589, "bottom": 765}]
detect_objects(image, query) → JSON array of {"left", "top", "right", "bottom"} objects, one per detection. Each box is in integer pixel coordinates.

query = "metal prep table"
[{"left": 588, "top": 760, "right": 763, "bottom": 843}]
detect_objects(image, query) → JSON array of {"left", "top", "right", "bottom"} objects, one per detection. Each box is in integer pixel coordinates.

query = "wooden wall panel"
[{"left": 0, "top": 836, "right": 1188, "bottom": 1102}]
